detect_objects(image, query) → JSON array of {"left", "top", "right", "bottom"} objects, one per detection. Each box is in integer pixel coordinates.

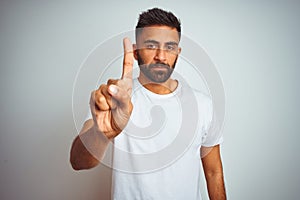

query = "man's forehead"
[{"left": 137, "top": 25, "right": 180, "bottom": 43}]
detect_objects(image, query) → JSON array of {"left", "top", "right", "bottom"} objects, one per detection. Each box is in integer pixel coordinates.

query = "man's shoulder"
[{"left": 179, "top": 80, "right": 212, "bottom": 105}]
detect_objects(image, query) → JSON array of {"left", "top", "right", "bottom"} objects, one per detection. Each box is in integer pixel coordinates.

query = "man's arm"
[
  {"left": 70, "top": 119, "right": 109, "bottom": 170},
  {"left": 70, "top": 38, "right": 134, "bottom": 170},
  {"left": 201, "top": 144, "right": 226, "bottom": 200}
]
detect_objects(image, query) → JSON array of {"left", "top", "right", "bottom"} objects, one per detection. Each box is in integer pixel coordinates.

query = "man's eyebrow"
[
  {"left": 144, "top": 39, "right": 159, "bottom": 44},
  {"left": 165, "top": 41, "right": 178, "bottom": 46},
  {"left": 144, "top": 40, "right": 178, "bottom": 45}
]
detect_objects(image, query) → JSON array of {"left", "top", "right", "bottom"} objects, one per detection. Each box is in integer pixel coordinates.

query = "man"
[{"left": 70, "top": 8, "right": 226, "bottom": 200}]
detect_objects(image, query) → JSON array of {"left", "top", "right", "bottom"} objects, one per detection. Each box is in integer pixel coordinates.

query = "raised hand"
[{"left": 90, "top": 38, "right": 134, "bottom": 139}]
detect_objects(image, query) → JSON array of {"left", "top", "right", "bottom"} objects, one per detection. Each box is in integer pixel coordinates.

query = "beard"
[{"left": 137, "top": 52, "right": 178, "bottom": 83}]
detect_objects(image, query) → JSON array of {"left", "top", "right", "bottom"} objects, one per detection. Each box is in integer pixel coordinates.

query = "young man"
[{"left": 70, "top": 8, "right": 226, "bottom": 200}]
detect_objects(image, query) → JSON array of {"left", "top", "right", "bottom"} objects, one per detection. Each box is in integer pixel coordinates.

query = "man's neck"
[{"left": 138, "top": 75, "right": 178, "bottom": 95}]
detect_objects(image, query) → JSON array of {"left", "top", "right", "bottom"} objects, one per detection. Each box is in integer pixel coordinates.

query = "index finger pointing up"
[{"left": 122, "top": 37, "right": 134, "bottom": 80}]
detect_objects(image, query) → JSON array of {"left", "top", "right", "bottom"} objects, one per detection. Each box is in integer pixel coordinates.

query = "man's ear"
[
  {"left": 178, "top": 47, "right": 182, "bottom": 54},
  {"left": 133, "top": 44, "right": 138, "bottom": 60}
]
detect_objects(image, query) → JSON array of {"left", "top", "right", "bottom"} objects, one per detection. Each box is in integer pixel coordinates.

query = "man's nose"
[{"left": 154, "top": 48, "right": 167, "bottom": 62}]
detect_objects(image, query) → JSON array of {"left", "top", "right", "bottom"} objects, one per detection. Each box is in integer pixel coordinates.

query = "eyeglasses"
[{"left": 142, "top": 40, "right": 179, "bottom": 54}]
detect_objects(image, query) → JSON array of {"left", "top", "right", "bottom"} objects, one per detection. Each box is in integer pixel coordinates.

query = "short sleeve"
[{"left": 201, "top": 98, "right": 224, "bottom": 147}]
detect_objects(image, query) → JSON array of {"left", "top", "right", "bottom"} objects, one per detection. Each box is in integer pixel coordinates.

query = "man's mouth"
[{"left": 150, "top": 64, "right": 169, "bottom": 69}]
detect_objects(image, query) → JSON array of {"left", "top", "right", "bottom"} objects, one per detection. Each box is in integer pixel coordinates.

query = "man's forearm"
[
  {"left": 70, "top": 120, "right": 110, "bottom": 170},
  {"left": 205, "top": 172, "right": 226, "bottom": 200},
  {"left": 201, "top": 145, "right": 226, "bottom": 200}
]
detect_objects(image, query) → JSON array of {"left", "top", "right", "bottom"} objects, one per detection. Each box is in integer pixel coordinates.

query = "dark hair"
[{"left": 135, "top": 8, "right": 181, "bottom": 39}]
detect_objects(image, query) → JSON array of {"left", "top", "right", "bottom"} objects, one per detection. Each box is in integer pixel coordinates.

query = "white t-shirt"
[{"left": 88, "top": 78, "right": 223, "bottom": 200}]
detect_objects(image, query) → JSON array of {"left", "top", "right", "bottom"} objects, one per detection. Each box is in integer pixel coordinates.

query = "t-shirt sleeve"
[{"left": 201, "top": 98, "right": 224, "bottom": 147}]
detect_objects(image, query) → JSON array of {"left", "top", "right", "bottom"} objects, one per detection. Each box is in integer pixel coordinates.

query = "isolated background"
[{"left": 1, "top": 1, "right": 299, "bottom": 200}]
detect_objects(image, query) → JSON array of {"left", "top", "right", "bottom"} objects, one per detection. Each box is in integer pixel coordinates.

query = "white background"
[{"left": 0, "top": 1, "right": 299, "bottom": 199}]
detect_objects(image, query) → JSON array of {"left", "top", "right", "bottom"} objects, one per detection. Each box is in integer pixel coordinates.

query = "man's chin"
[
  {"left": 148, "top": 73, "right": 172, "bottom": 83},
  {"left": 139, "top": 65, "right": 174, "bottom": 83}
]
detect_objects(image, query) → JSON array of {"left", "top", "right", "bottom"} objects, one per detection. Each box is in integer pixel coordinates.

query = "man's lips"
[{"left": 150, "top": 64, "right": 169, "bottom": 69}]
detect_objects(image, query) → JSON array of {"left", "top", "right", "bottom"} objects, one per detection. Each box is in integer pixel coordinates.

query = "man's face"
[{"left": 134, "top": 25, "right": 181, "bottom": 83}]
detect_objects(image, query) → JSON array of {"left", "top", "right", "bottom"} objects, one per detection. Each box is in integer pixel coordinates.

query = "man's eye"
[
  {"left": 166, "top": 45, "right": 176, "bottom": 51},
  {"left": 146, "top": 44, "right": 157, "bottom": 49}
]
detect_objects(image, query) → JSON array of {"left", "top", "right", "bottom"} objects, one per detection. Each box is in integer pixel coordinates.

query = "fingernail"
[{"left": 109, "top": 85, "right": 118, "bottom": 94}]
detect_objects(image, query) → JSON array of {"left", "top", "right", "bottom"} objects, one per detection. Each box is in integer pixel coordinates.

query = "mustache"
[{"left": 148, "top": 62, "right": 171, "bottom": 69}]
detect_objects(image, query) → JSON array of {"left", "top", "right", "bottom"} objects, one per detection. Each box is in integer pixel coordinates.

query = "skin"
[
  {"left": 70, "top": 25, "right": 226, "bottom": 199},
  {"left": 70, "top": 38, "right": 134, "bottom": 169}
]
